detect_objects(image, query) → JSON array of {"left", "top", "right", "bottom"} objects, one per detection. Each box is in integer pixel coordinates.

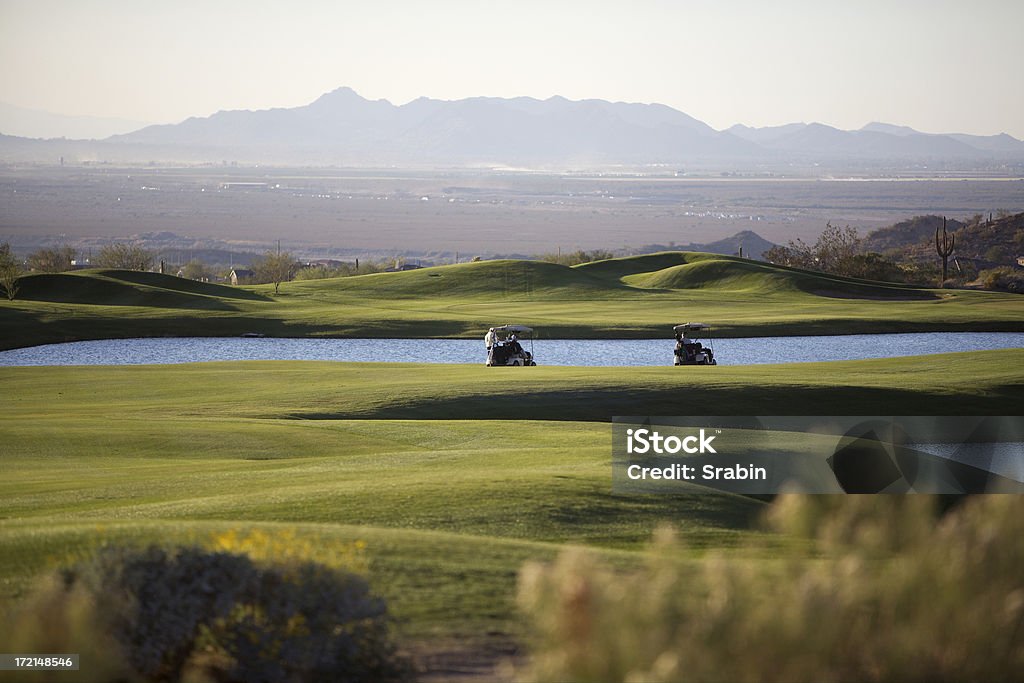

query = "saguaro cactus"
[{"left": 935, "top": 217, "right": 955, "bottom": 287}]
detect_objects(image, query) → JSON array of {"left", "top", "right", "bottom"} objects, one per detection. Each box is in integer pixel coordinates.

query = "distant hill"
[
  {"left": 861, "top": 121, "right": 1024, "bottom": 154},
  {"left": 863, "top": 212, "right": 1024, "bottom": 267},
  {"left": 728, "top": 122, "right": 982, "bottom": 158},
  {"left": 634, "top": 230, "right": 777, "bottom": 260},
  {"left": 863, "top": 215, "right": 968, "bottom": 253},
  {"left": 0, "top": 101, "right": 152, "bottom": 140},
  {"left": 2, "top": 88, "right": 1023, "bottom": 168},
  {"left": 945, "top": 213, "right": 1024, "bottom": 263}
]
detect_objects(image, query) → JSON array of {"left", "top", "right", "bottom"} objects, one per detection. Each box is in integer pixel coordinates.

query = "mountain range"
[
  {"left": 0, "top": 101, "right": 151, "bottom": 140},
  {"left": 4, "top": 87, "right": 1024, "bottom": 167}
]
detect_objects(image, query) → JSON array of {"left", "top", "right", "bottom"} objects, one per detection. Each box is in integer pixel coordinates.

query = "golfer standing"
[{"left": 484, "top": 327, "right": 496, "bottom": 365}]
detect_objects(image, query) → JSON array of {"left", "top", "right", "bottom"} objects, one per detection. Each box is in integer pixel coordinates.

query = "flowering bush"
[{"left": 3, "top": 544, "right": 408, "bottom": 683}]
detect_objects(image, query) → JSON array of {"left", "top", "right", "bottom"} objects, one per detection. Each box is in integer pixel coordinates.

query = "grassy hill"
[
  {"left": 14, "top": 269, "right": 269, "bottom": 309},
  {"left": 593, "top": 252, "right": 936, "bottom": 298},
  {"left": 2, "top": 252, "right": 1023, "bottom": 351}
]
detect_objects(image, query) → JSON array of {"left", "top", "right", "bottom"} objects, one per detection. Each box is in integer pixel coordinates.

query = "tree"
[
  {"left": 181, "top": 259, "right": 213, "bottom": 281},
  {"left": 0, "top": 242, "right": 22, "bottom": 301},
  {"left": 252, "top": 250, "right": 297, "bottom": 294},
  {"left": 95, "top": 243, "right": 155, "bottom": 271},
  {"left": 764, "top": 240, "right": 814, "bottom": 269},
  {"left": 813, "top": 222, "right": 862, "bottom": 275},
  {"left": 27, "top": 244, "right": 76, "bottom": 273},
  {"left": 764, "top": 223, "right": 864, "bottom": 278}
]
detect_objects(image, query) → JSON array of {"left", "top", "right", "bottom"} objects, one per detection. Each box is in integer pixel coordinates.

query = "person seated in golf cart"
[
  {"left": 674, "top": 331, "right": 699, "bottom": 363},
  {"left": 673, "top": 323, "right": 716, "bottom": 366},
  {"left": 507, "top": 334, "right": 524, "bottom": 356},
  {"left": 490, "top": 341, "right": 511, "bottom": 366}
]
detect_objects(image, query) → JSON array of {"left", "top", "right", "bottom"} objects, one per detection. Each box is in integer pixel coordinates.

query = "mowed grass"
[
  {"left": 0, "top": 415, "right": 760, "bottom": 642},
  {"left": 3, "top": 351, "right": 1020, "bottom": 420},
  {"left": 2, "top": 352, "right": 1022, "bottom": 644},
  {"left": 3, "top": 252, "right": 1023, "bottom": 350}
]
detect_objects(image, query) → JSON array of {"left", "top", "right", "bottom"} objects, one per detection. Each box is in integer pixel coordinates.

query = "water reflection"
[{"left": 0, "top": 332, "right": 1021, "bottom": 367}]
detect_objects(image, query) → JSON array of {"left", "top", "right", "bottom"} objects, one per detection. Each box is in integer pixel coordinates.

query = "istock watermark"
[
  {"left": 612, "top": 416, "right": 1024, "bottom": 494},
  {"left": 626, "top": 427, "right": 718, "bottom": 454}
]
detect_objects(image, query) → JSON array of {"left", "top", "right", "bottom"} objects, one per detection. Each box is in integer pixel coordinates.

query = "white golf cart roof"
[
  {"left": 494, "top": 324, "right": 534, "bottom": 334},
  {"left": 673, "top": 323, "right": 710, "bottom": 332}
]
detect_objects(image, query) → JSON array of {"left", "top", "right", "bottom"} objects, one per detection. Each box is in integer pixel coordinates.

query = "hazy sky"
[{"left": 2, "top": 0, "right": 1023, "bottom": 137}]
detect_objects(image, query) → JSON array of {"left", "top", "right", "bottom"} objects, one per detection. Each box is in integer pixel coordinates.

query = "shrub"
[
  {"left": 0, "top": 572, "right": 132, "bottom": 683},
  {"left": 1, "top": 545, "right": 408, "bottom": 683},
  {"left": 538, "top": 249, "right": 615, "bottom": 266},
  {"left": 293, "top": 260, "right": 386, "bottom": 280},
  {"left": 518, "top": 495, "right": 1024, "bottom": 682},
  {"left": 294, "top": 264, "right": 334, "bottom": 281},
  {"left": 980, "top": 266, "right": 1024, "bottom": 293}
]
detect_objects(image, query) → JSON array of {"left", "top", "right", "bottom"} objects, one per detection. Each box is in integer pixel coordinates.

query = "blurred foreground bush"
[
  {"left": 518, "top": 495, "right": 1024, "bottom": 682},
  {"left": 1, "top": 545, "right": 409, "bottom": 683}
]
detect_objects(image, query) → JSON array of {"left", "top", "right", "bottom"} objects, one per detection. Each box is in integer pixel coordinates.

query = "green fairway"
[
  {"left": 2, "top": 353, "right": 1021, "bottom": 644},
  {"left": 0, "top": 404, "right": 763, "bottom": 645},
  {"left": 3, "top": 351, "right": 1020, "bottom": 420},
  {"left": 3, "top": 252, "right": 1023, "bottom": 350}
]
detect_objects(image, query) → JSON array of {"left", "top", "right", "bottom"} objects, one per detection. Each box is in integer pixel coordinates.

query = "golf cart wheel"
[{"left": 529, "top": 361, "right": 537, "bottom": 366}]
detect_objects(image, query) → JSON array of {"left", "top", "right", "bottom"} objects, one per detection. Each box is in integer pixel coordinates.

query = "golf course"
[
  {"left": 3, "top": 252, "right": 1024, "bottom": 350},
  {"left": 1, "top": 253, "right": 1022, "bottom": 680}
]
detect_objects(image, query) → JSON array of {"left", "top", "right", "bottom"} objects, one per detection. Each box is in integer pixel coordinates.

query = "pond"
[{"left": 0, "top": 332, "right": 1021, "bottom": 366}]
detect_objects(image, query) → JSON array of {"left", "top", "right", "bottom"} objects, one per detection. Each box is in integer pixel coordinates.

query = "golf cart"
[
  {"left": 486, "top": 324, "right": 537, "bottom": 367},
  {"left": 673, "top": 323, "right": 717, "bottom": 366}
]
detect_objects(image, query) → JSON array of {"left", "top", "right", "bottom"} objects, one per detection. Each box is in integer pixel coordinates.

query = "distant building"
[
  {"left": 230, "top": 268, "right": 254, "bottom": 285},
  {"left": 218, "top": 182, "right": 269, "bottom": 191},
  {"left": 384, "top": 263, "right": 423, "bottom": 272}
]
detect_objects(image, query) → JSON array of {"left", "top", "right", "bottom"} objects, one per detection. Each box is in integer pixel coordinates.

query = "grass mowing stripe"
[{"left": 2, "top": 351, "right": 1021, "bottom": 420}]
